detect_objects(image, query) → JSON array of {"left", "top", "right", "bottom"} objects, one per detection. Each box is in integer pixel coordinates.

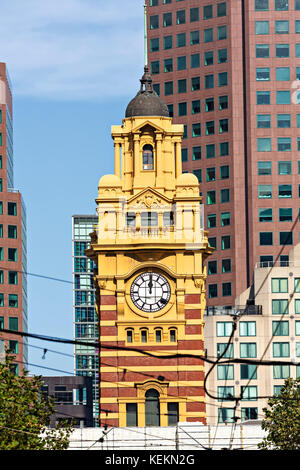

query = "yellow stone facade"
[{"left": 87, "top": 107, "right": 213, "bottom": 427}]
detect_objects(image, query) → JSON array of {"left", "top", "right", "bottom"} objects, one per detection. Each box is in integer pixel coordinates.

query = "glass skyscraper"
[{"left": 72, "top": 215, "right": 99, "bottom": 426}]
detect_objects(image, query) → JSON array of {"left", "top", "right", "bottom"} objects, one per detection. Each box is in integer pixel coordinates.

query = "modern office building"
[
  {"left": 41, "top": 376, "right": 93, "bottom": 428},
  {"left": 147, "top": 0, "right": 300, "bottom": 308},
  {"left": 72, "top": 215, "right": 99, "bottom": 426},
  {"left": 204, "top": 242, "right": 300, "bottom": 425},
  {"left": 0, "top": 62, "right": 27, "bottom": 373}
]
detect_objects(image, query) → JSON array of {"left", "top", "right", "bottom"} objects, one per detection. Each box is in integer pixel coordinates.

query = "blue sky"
[{"left": 1, "top": 0, "right": 145, "bottom": 375}]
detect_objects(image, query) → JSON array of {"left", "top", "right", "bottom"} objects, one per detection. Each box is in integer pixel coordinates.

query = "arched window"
[
  {"left": 143, "top": 145, "right": 154, "bottom": 170},
  {"left": 155, "top": 329, "right": 162, "bottom": 343},
  {"left": 141, "top": 329, "right": 148, "bottom": 343},
  {"left": 170, "top": 329, "right": 177, "bottom": 343},
  {"left": 145, "top": 389, "right": 160, "bottom": 426}
]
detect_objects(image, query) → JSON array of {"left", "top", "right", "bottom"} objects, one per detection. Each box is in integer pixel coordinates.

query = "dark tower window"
[
  {"left": 143, "top": 145, "right": 154, "bottom": 170},
  {"left": 145, "top": 389, "right": 160, "bottom": 426}
]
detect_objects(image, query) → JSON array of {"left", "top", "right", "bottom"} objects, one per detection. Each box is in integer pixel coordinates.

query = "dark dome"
[{"left": 125, "top": 66, "right": 169, "bottom": 118}]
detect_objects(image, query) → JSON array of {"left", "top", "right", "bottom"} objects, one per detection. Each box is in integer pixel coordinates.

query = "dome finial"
[{"left": 140, "top": 65, "right": 153, "bottom": 93}]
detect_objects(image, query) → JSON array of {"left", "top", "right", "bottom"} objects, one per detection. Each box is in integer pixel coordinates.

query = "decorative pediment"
[
  {"left": 131, "top": 120, "right": 167, "bottom": 134},
  {"left": 127, "top": 187, "right": 173, "bottom": 209}
]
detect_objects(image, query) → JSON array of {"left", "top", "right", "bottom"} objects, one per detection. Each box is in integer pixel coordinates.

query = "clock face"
[{"left": 130, "top": 272, "right": 171, "bottom": 313}]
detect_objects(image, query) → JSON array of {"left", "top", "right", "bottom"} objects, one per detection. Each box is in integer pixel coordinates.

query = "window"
[
  {"left": 217, "top": 365, "right": 234, "bottom": 380},
  {"left": 8, "top": 271, "right": 18, "bottom": 285},
  {"left": 218, "top": 386, "right": 234, "bottom": 402},
  {"left": 218, "top": 119, "right": 228, "bottom": 134},
  {"left": 277, "top": 114, "right": 290, "bottom": 128},
  {"left": 279, "top": 231, "right": 293, "bottom": 245},
  {"left": 296, "top": 0, "right": 300, "bottom": 9},
  {"left": 257, "top": 161, "right": 272, "bottom": 175},
  {"left": 217, "top": 343, "right": 233, "bottom": 358},
  {"left": 164, "top": 58, "right": 173, "bottom": 72},
  {"left": 257, "top": 114, "right": 271, "bottom": 128},
  {"left": 241, "top": 386, "right": 257, "bottom": 401},
  {"left": 190, "top": 30, "right": 200, "bottom": 45},
  {"left": 141, "top": 330, "right": 148, "bottom": 343},
  {"left": 190, "top": 7, "right": 199, "bottom": 22},
  {"left": 191, "top": 76, "right": 200, "bottom": 91},
  {"left": 8, "top": 248, "right": 17, "bottom": 262},
  {"left": 207, "top": 214, "right": 217, "bottom": 228},
  {"left": 207, "top": 190, "right": 216, "bottom": 205},
  {"left": 295, "top": 278, "right": 300, "bottom": 292},
  {"left": 141, "top": 212, "right": 158, "bottom": 227},
  {"left": 220, "top": 142, "right": 229, "bottom": 156},
  {"left": 8, "top": 225, "right": 17, "bottom": 239},
  {"left": 8, "top": 317, "right": 18, "bottom": 331},
  {"left": 126, "top": 330, "right": 133, "bottom": 343},
  {"left": 164, "top": 81, "right": 173, "bottom": 96},
  {"left": 240, "top": 364, "right": 257, "bottom": 380},
  {"left": 192, "top": 146, "right": 201, "bottom": 160},
  {"left": 176, "top": 10, "right": 185, "bottom": 24},
  {"left": 272, "top": 278, "right": 288, "bottom": 293},
  {"left": 205, "top": 74, "right": 214, "bottom": 89},
  {"left": 163, "top": 12, "right": 172, "bottom": 27},
  {"left": 256, "top": 44, "right": 269, "bottom": 58},
  {"left": 257, "top": 138, "right": 271, "bottom": 152},
  {"left": 181, "top": 149, "right": 188, "bottom": 162},
  {"left": 273, "top": 365, "right": 290, "bottom": 379},
  {"left": 272, "top": 299, "right": 289, "bottom": 315},
  {"left": 218, "top": 408, "right": 235, "bottom": 423},
  {"left": 126, "top": 403, "right": 137, "bottom": 427},
  {"left": 203, "top": 5, "right": 213, "bottom": 19},
  {"left": 204, "top": 28, "right": 213, "bottom": 43},
  {"left": 150, "top": 15, "right": 159, "bottom": 29},
  {"left": 278, "top": 184, "right": 292, "bottom": 198},
  {"left": 191, "top": 100, "right": 201, "bottom": 114},
  {"left": 220, "top": 188, "right": 230, "bottom": 203},
  {"left": 256, "top": 21, "right": 269, "bottom": 34},
  {"left": 222, "top": 258, "right": 231, "bottom": 273},
  {"left": 260, "top": 232, "right": 273, "bottom": 245},
  {"left": 206, "top": 144, "right": 215, "bottom": 158},
  {"left": 218, "top": 72, "right": 228, "bottom": 87},
  {"left": 206, "top": 167, "right": 216, "bottom": 182},
  {"left": 240, "top": 322, "right": 256, "bottom": 336},
  {"left": 208, "top": 260, "right": 217, "bottom": 275},
  {"left": 191, "top": 53, "right": 200, "bottom": 68},
  {"left": 0, "top": 293, "right": 3, "bottom": 307},
  {"left": 218, "top": 96, "right": 227, "bottom": 111},
  {"left": 256, "top": 67, "right": 270, "bottom": 81},
  {"left": 277, "top": 138, "right": 291, "bottom": 152},
  {"left": 206, "top": 120, "right": 215, "bottom": 135},
  {"left": 276, "top": 91, "right": 290, "bottom": 104},
  {"left": 208, "top": 237, "right": 217, "bottom": 249},
  {"left": 204, "top": 51, "right": 214, "bottom": 66},
  {"left": 150, "top": 38, "right": 159, "bottom": 52},
  {"left": 192, "top": 123, "right": 201, "bottom": 137},
  {"left": 7, "top": 202, "right": 17, "bottom": 216},
  {"left": 218, "top": 25, "right": 227, "bottom": 40},
  {"left": 193, "top": 169, "right": 202, "bottom": 182},
  {"left": 279, "top": 208, "right": 293, "bottom": 222},
  {"left": 220, "top": 165, "right": 229, "bottom": 179},
  {"left": 177, "top": 79, "right": 186, "bottom": 94},
  {"left": 257, "top": 91, "right": 270, "bottom": 105},
  {"left": 143, "top": 145, "right": 154, "bottom": 170},
  {"left": 273, "top": 342, "right": 290, "bottom": 357},
  {"left": 170, "top": 329, "right": 176, "bottom": 342},
  {"left": 221, "top": 235, "right": 231, "bottom": 250},
  {"left": 278, "top": 161, "right": 292, "bottom": 175},
  {"left": 218, "top": 48, "right": 228, "bottom": 63},
  {"left": 168, "top": 403, "right": 179, "bottom": 426},
  {"left": 222, "top": 282, "right": 232, "bottom": 296},
  {"left": 255, "top": 0, "right": 269, "bottom": 10},
  {"left": 275, "top": 0, "right": 289, "bottom": 9},
  {"left": 217, "top": 2, "right": 227, "bottom": 16},
  {"left": 151, "top": 61, "right": 160, "bottom": 75},
  {"left": 240, "top": 343, "right": 257, "bottom": 358},
  {"left": 276, "top": 44, "right": 289, "bottom": 58},
  {"left": 176, "top": 32, "right": 186, "bottom": 47},
  {"left": 208, "top": 284, "right": 218, "bottom": 298},
  {"left": 150, "top": 0, "right": 159, "bottom": 5},
  {"left": 275, "top": 21, "right": 289, "bottom": 34},
  {"left": 178, "top": 102, "right": 187, "bottom": 116},
  {"left": 163, "top": 35, "right": 173, "bottom": 49},
  {"left": 155, "top": 329, "right": 162, "bottom": 343},
  {"left": 259, "top": 208, "right": 273, "bottom": 222},
  {"left": 296, "top": 20, "right": 300, "bottom": 33},
  {"left": 153, "top": 83, "right": 160, "bottom": 95},
  {"left": 272, "top": 321, "right": 289, "bottom": 336},
  {"left": 276, "top": 67, "right": 290, "bottom": 81},
  {"left": 177, "top": 56, "right": 186, "bottom": 71},
  {"left": 221, "top": 212, "right": 230, "bottom": 226}
]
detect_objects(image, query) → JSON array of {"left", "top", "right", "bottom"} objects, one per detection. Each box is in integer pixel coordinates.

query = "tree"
[
  {"left": 0, "top": 352, "right": 73, "bottom": 450},
  {"left": 258, "top": 377, "right": 300, "bottom": 450}
]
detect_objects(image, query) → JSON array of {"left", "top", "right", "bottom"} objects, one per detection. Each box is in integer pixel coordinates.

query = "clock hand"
[{"left": 148, "top": 274, "right": 153, "bottom": 294}]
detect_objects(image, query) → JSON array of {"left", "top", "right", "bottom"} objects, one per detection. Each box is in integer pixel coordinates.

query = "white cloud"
[{"left": 0, "top": 0, "right": 145, "bottom": 100}]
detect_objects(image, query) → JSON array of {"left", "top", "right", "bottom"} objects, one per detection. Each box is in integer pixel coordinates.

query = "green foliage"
[
  {"left": 0, "top": 353, "right": 73, "bottom": 450},
  {"left": 258, "top": 378, "right": 300, "bottom": 450}
]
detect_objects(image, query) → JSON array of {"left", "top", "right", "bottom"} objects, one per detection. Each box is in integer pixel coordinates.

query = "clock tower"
[{"left": 86, "top": 67, "right": 213, "bottom": 427}]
